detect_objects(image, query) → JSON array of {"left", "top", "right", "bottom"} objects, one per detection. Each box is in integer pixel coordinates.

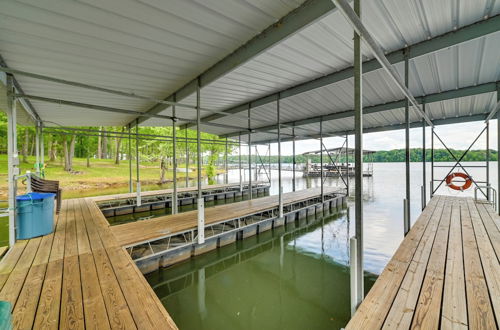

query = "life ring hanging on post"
[{"left": 445, "top": 172, "right": 472, "bottom": 191}]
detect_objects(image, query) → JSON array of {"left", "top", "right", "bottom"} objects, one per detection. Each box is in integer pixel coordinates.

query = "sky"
[{"left": 244, "top": 120, "right": 496, "bottom": 156}]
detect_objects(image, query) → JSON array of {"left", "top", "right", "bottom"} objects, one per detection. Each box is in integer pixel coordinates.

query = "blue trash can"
[{"left": 16, "top": 192, "right": 56, "bottom": 240}]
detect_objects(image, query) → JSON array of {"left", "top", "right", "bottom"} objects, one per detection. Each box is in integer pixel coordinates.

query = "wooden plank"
[
  {"left": 64, "top": 199, "right": 79, "bottom": 258},
  {"left": 382, "top": 196, "right": 446, "bottom": 329},
  {"left": 33, "top": 201, "right": 68, "bottom": 329},
  {"left": 409, "top": 196, "right": 451, "bottom": 329},
  {"left": 106, "top": 246, "right": 173, "bottom": 329},
  {"left": 60, "top": 254, "right": 84, "bottom": 329},
  {"left": 80, "top": 252, "right": 111, "bottom": 330},
  {"left": 81, "top": 199, "right": 137, "bottom": 329},
  {"left": 12, "top": 233, "right": 54, "bottom": 329},
  {"left": 477, "top": 201, "right": 500, "bottom": 259},
  {"left": 346, "top": 196, "right": 442, "bottom": 329},
  {"left": 461, "top": 198, "right": 496, "bottom": 329},
  {"left": 33, "top": 259, "right": 63, "bottom": 329},
  {"left": 0, "top": 246, "right": 8, "bottom": 259},
  {"left": 74, "top": 199, "right": 91, "bottom": 255},
  {"left": 0, "top": 237, "right": 42, "bottom": 307},
  {"left": 468, "top": 200, "right": 500, "bottom": 324},
  {"left": 0, "top": 240, "right": 27, "bottom": 290},
  {"left": 441, "top": 198, "right": 468, "bottom": 329}
]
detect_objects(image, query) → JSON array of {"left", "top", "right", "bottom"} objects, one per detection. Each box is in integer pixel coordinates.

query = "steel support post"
[
  {"left": 292, "top": 125, "right": 296, "bottom": 192},
  {"left": 320, "top": 119, "right": 324, "bottom": 202},
  {"left": 404, "top": 53, "right": 411, "bottom": 235},
  {"left": 225, "top": 137, "right": 228, "bottom": 184},
  {"left": 135, "top": 119, "right": 141, "bottom": 206},
  {"left": 351, "top": 0, "right": 363, "bottom": 314},
  {"left": 185, "top": 129, "right": 189, "bottom": 187},
  {"left": 497, "top": 85, "right": 500, "bottom": 214},
  {"left": 431, "top": 125, "right": 434, "bottom": 196},
  {"left": 346, "top": 133, "right": 349, "bottom": 195},
  {"left": 422, "top": 103, "right": 427, "bottom": 209},
  {"left": 172, "top": 96, "right": 178, "bottom": 214},
  {"left": 7, "top": 74, "right": 18, "bottom": 247},
  {"left": 35, "top": 121, "right": 40, "bottom": 175},
  {"left": 128, "top": 124, "right": 132, "bottom": 193},
  {"left": 268, "top": 143, "right": 271, "bottom": 184},
  {"left": 277, "top": 95, "right": 283, "bottom": 218},
  {"left": 40, "top": 123, "right": 44, "bottom": 167},
  {"left": 248, "top": 104, "right": 252, "bottom": 200},
  {"left": 196, "top": 79, "right": 204, "bottom": 244},
  {"left": 239, "top": 135, "right": 243, "bottom": 192},
  {"left": 486, "top": 121, "right": 490, "bottom": 200}
]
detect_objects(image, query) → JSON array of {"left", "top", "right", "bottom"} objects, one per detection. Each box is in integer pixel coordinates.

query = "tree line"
[{"left": 227, "top": 148, "right": 497, "bottom": 164}]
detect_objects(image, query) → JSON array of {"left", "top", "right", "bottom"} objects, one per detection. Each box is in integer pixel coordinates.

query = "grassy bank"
[{"left": 0, "top": 154, "right": 214, "bottom": 200}]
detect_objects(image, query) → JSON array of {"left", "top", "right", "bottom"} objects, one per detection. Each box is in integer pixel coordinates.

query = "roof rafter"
[
  {"left": 186, "top": 14, "right": 500, "bottom": 130},
  {"left": 129, "top": 0, "right": 337, "bottom": 127}
]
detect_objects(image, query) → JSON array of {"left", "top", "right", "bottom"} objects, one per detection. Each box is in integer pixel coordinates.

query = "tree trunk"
[
  {"left": 63, "top": 136, "right": 70, "bottom": 171},
  {"left": 98, "top": 127, "right": 102, "bottom": 159},
  {"left": 160, "top": 157, "right": 167, "bottom": 183},
  {"left": 22, "top": 128, "right": 29, "bottom": 163},
  {"left": 30, "top": 134, "right": 35, "bottom": 156},
  {"left": 102, "top": 132, "right": 108, "bottom": 159},
  {"left": 115, "top": 128, "right": 123, "bottom": 164},
  {"left": 69, "top": 135, "right": 76, "bottom": 170}
]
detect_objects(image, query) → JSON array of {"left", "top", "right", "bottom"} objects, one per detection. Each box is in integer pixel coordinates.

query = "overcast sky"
[{"left": 243, "top": 120, "right": 496, "bottom": 156}]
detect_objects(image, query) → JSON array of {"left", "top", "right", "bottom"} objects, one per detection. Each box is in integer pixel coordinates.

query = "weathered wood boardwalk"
[
  {"left": 0, "top": 198, "right": 177, "bottom": 329},
  {"left": 346, "top": 195, "right": 500, "bottom": 329}
]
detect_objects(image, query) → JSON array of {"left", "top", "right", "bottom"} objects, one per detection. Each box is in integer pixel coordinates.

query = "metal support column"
[
  {"left": 486, "top": 121, "right": 490, "bottom": 200},
  {"left": 35, "top": 121, "right": 40, "bottom": 175},
  {"left": 248, "top": 104, "right": 252, "bottom": 200},
  {"left": 172, "top": 96, "right": 178, "bottom": 214},
  {"left": 6, "top": 74, "right": 18, "bottom": 247},
  {"left": 497, "top": 85, "right": 500, "bottom": 214},
  {"left": 320, "top": 119, "right": 324, "bottom": 202},
  {"left": 225, "top": 137, "right": 228, "bottom": 184},
  {"left": 135, "top": 119, "right": 141, "bottom": 206},
  {"left": 277, "top": 95, "right": 283, "bottom": 218},
  {"left": 346, "top": 133, "right": 349, "bottom": 195},
  {"left": 404, "top": 52, "right": 411, "bottom": 235},
  {"left": 422, "top": 102, "right": 426, "bottom": 210},
  {"left": 350, "top": 0, "right": 363, "bottom": 315},
  {"left": 40, "top": 123, "right": 44, "bottom": 167},
  {"left": 239, "top": 135, "right": 243, "bottom": 192},
  {"left": 185, "top": 129, "right": 189, "bottom": 187},
  {"left": 196, "top": 78, "right": 205, "bottom": 244},
  {"left": 431, "top": 124, "right": 434, "bottom": 197},
  {"left": 128, "top": 123, "right": 132, "bottom": 193},
  {"left": 292, "top": 124, "right": 296, "bottom": 192}
]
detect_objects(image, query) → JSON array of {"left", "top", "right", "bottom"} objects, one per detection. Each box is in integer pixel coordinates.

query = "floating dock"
[
  {"left": 346, "top": 195, "right": 500, "bottom": 329},
  {"left": 95, "top": 182, "right": 270, "bottom": 217},
  {"left": 111, "top": 187, "right": 345, "bottom": 273}
]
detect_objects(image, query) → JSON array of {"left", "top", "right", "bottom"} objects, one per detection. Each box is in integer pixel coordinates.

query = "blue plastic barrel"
[{"left": 16, "top": 192, "right": 55, "bottom": 240}]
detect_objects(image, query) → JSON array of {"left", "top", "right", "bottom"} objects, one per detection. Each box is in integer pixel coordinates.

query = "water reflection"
[{"left": 146, "top": 211, "right": 377, "bottom": 330}]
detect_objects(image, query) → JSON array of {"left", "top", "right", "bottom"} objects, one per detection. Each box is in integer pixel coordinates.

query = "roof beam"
[
  {"left": 129, "top": 0, "right": 337, "bottom": 127},
  {"left": 222, "top": 81, "right": 498, "bottom": 137},
  {"left": 188, "top": 14, "right": 500, "bottom": 129},
  {"left": 254, "top": 113, "right": 489, "bottom": 145}
]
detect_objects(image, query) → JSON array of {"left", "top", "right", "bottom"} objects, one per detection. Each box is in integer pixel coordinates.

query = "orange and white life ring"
[{"left": 445, "top": 172, "right": 472, "bottom": 191}]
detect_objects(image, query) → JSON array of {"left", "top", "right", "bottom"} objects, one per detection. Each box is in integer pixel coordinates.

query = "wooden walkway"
[
  {"left": 347, "top": 195, "right": 500, "bottom": 329},
  {"left": 111, "top": 186, "right": 341, "bottom": 247},
  {"left": 0, "top": 198, "right": 177, "bottom": 329}
]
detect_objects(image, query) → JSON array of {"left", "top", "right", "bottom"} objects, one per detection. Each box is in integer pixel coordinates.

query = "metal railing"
[{"left": 474, "top": 185, "right": 497, "bottom": 211}]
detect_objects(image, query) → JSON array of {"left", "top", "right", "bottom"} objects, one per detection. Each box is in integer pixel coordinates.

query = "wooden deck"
[
  {"left": 346, "top": 195, "right": 500, "bottom": 329},
  {"left": 111, "top": 186, "right": 341, "bottom": 247},
  {"left": 0, "top": 198, "right": 177, "bottom": 329}
]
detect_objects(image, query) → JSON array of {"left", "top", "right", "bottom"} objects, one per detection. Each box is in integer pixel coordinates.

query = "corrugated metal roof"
[{"left": 1, "top": 0, "right": 499, "bottom": 140}]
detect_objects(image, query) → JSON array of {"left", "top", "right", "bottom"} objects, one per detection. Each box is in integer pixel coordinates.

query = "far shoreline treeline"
[{"left": 227, "top": 148, "right": 497, "bottom": 163}]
